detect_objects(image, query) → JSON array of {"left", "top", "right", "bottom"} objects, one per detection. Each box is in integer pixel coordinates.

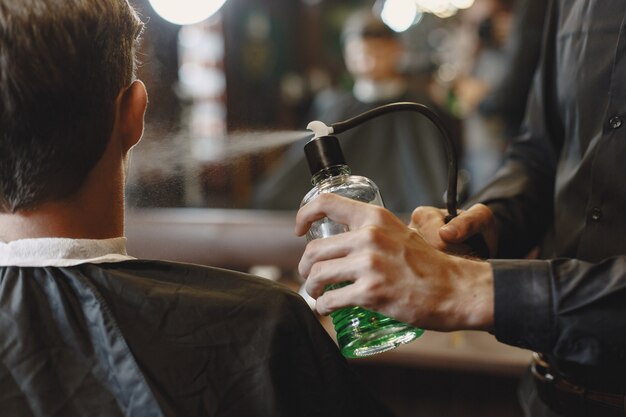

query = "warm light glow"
[
  {"left": 418, "top": 0, "right": 449, "bottom": 13},
  {"left": 433, "top": 6, "right": 458, "bottom": 18},
  {"left": 450, "top": 0, "right": 474, "bottom": 9},
  {"left": 413, "top": 0, "right": 462, "bottom": 17},
  {"left": 149, "top": 0, "right": 227, "bottom": 25},
  {"left": 380, "top": 0, "right": 421, "bottom": 33}
]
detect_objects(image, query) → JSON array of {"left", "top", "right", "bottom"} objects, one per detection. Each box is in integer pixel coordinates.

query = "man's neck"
[
  {"left": 352, "top": 76, "right": 407, "bottom": 103},
  {"left": 0, "top": 154, "right": 126, "bottom": 242},
  {"left": 0, "top": 195, "right": 124, "bottom": 242}
]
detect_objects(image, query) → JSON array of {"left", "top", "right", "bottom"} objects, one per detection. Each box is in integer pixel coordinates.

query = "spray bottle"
[{"left": 300, "top": 102, "right": 488, "bottom": 358}]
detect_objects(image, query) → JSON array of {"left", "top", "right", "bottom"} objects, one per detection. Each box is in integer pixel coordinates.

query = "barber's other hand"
[
  {"left": 295, "top": 194, "right": 494, "bottom": 331},
  {"left": 410, "top": 204, "right": 497, "bottom": 258}
]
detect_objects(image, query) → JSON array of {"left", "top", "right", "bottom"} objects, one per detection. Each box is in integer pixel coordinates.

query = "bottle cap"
[{"left": 304, "top": 135, "right": 346, "bottom": 176}]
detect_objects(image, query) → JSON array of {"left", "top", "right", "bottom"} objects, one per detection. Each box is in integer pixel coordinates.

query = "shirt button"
[
  {"left": 590, "top": 207, "right": 602, "bottom": 221},
  {"left": 609, "top": 116, "right": 623, "bottom": 129}
]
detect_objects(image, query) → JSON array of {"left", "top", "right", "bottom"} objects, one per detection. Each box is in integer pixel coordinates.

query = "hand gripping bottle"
[{"left": 300, "top": 134, "right": 423, "bottom": 358}]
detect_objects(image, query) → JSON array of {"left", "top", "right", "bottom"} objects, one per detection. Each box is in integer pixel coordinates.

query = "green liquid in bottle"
[{"left": 327, "top": 284, "right": 424, "bottom": 358}]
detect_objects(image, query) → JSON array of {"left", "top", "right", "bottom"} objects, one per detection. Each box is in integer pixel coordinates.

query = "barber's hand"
[
  {"left": 295, "top": 194, "right": 494, "bottom": 332},
  {"left": 410, "top": 204, "right": 498, "bottom": 258}
]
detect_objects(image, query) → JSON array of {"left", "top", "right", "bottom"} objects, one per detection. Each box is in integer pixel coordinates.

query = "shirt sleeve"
[{"left": 491, "top": 257, "right": 626, "bottom": 369}]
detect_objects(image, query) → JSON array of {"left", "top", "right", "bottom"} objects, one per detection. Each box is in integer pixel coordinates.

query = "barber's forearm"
[
  {"left": 423, "top": 255, "right": 495, "bottom": 332},
  {"left": 450, "top": 257, "right": 494, "bottom": 331}
]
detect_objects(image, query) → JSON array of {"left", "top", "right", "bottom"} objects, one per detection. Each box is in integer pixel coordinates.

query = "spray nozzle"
[
  {"left": 304, "top": 101, "right": 490, "bottom": 258},
  {"left": 306, "top": 120, "right": 334, "bottom": 139},
  {"left": 305, "top": 121, "right": 343, "bottom": 175},
  {"left": 304, "top": 135, "right": 346, "bottom": 176}
]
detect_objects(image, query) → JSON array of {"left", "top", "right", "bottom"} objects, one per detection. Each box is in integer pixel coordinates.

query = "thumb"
[{"left": 439, "top": 204, "right": 493, "bottom": 243}]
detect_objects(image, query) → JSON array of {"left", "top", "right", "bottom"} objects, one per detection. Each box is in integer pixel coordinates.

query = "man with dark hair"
[
  {"left": 0, "top": 0, "right": 142, "bottom": 213},
  {"left": 0, "top": 2, "right": 393, "bottom": 416}
]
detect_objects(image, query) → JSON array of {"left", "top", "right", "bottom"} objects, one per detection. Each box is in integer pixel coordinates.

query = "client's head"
[
  {"left": 0, "top": 0, "right": 145, "bottom": 213},
  {"left": 341, "top": 9, "right": 403, "bottom": 81}
]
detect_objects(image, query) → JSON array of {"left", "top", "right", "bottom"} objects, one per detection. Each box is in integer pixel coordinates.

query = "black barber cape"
[{"left": 0, "top": 260, "right": 393, "bottom": 417}]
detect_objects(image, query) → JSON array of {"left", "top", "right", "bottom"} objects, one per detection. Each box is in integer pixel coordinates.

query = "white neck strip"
[
  {"left": 0, "top": 237, "right": 135, "bottom": 267},
  {"left": 352, "top": 78, "right": 407, "bottom": 103}
]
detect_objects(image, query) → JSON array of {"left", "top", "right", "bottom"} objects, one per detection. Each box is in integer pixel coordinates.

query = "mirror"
[{"left": 125, "top": 0, "right": 474, "bottom": 215}]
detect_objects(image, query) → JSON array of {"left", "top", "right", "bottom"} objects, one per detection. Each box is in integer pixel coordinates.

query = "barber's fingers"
[
  {"left": 438, "top": 204, "right": 492, "bottom": 241},
  {"left": 295, "top": 193, "right": 401, "bottom": 237},
  {"left": 410, "top": 206, "right": 447, "bottom": 227},
  {"left": 298, "top": 232, "right": 351, "bottom": 279},
  {"left": 299, "top": 226, "right": 378, "bottom": 277},
  {"left": 439, "top": 204, "right": 497, "bottom": 256},
  {"left": 304, "top": 255, "right": 383, "bottom": 315},
  {"left": 314, "top": 284, "right": 360, "bottom": 316},
  {"left": 410, "top": 206, "right": 448, "bottom": 248},
  {"left": 303, "top": 256, "right": 361, "bottom": 300}
]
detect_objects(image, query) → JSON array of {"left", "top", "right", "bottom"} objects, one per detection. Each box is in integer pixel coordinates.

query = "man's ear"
[{"left": 116, "top": 80, "right": 148, "bottom": 153}]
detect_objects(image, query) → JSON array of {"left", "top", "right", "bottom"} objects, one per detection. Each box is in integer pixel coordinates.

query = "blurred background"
[
  {"left": 124, "top": 1, "right": 544, "bottom": 415},
  {"left": 126, "top": 0, "right": 535, "bottom": 212}
]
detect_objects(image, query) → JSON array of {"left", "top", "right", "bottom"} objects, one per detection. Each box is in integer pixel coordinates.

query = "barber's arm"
[
  {"left": 373, "top": 192, "right": 626, "bottom": 368},
  {"left": 412, "top": 204, "right": 626, "bottom": 361},
  {"left": 297, "top": 194, "right": 626, "bottom": 368}
]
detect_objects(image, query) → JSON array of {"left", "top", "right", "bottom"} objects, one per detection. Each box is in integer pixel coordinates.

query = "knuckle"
[
  {"left": 317, "top": 291, "right": 338, "bottom": 314},
  {"left": 306, "top": 276, "right": 326, "bottom": 299},
  {"left": 410, "top": 208, "right": 428, "bottom": 227},
  {"left": 362, "top": 250, "right": 385, "bottom": 271},
  {"left": 304, "top": 239, "right": 320, "bottom": 258},
  {"left": 411, "top": 206, "right": 442, "bottom": 221},
  {"left": 370, "top": 206, "right": 393, "bottom": 224},
  {"left": 317, "top": 193, "right": 335, "bottom": 204},
  {"left": 474, "top": 203, "right": 489, "bottom": 213},
  {"left": 306, "top": 239, "right": 329, "bottom": 262},
  {"left": 479, "top": 204, "right": 496, "bottom": 223},
  {"left": 304, "top": 280, "right": 317, "bottom": 298},
  {"left": 299, "top": 251, "right": 314, "bottom": 276},
  {"left": 297, "top": 261, "right": 308, "bottom": 278},
  {"left": 411, "top": 207, "right": 446, "bottom": 232},
  {"left": 433, "top": 240, "right": 447, "bottom": 252},
  {"left": 360, "top": 226, "right": 382, "bottom": 245},
  {"left": 360, "top": 276, "right": 382, "bottom": 293},
  {"left": 312, "top": 193, "right": 335, "bottom": 211},
  {"left": 309, "top": 261, "right": 324, "bottom": 278},
  {"left": 471, "top": 203, "right": 490, "bottom": 218},
  {"left": 359, "top": 281, "right": 384, "bottom": 307},
  {"left": 411, "top": 206, "right": 428, "bottom": 219}
]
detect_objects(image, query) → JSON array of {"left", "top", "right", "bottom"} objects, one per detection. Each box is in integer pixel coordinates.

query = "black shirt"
[{"left": 471, "top": 0, "right": 626, "bottom": 388}]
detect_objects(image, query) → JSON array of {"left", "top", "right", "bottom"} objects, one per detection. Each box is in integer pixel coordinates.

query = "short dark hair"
[
  {"left": 0, "top": 0, "right": 144, "bottom": 212},
  {"left": 341, "top": 9, "right": 397, "bottom": 44}
]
